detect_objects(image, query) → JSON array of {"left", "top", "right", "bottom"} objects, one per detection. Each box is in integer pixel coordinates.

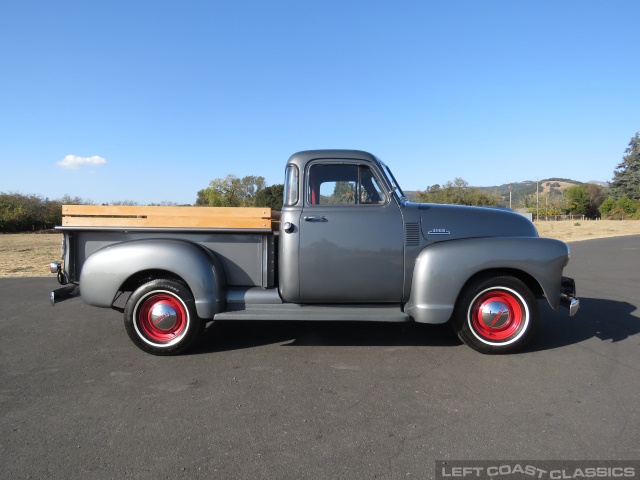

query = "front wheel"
[
  {"left": 451, "top": 276, "right": 539, "bottom": 354},
  {"left": 124, "top": 279, "right": 204, "bottom": 355}
]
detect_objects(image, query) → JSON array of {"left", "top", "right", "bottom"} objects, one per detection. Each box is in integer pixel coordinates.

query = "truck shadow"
[
  {"left": 191, "top": 297, "right": 639, "bottom": 354},
  {"left": 193, "top": 321, "right": 460, "bottom": 354},
  {"left": 526, "top": 296, "right": 640, "bottom": 353}
]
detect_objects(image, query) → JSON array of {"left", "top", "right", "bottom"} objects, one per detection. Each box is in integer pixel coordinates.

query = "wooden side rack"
[{"left": 61, "top": 205, "right": 278, "bottom": 230}]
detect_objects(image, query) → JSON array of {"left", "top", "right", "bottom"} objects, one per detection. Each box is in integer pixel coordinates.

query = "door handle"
[{"left": 304, "top": 216, "right": 327, "bottom": 222}]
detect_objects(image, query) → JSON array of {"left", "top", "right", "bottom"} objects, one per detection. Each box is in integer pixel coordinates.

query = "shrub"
[{"left": 602, "top": 195, "right": 640, "bottom": 219}]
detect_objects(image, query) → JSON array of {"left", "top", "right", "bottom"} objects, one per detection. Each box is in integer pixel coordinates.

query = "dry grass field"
[
  {"left": 1, "top": 220, "right": 640, "bottom": 278},
  {"left": 0, "top": 233, "right": 63, "bottom": 278},
  {"left": 534, "top": 219, "right": 640, "bottom": 243}
]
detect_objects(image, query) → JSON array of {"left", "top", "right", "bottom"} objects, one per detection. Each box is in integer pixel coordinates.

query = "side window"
[
  {"left": 313, "top": 165, "right": 358, "bottom": 205},
  {"left": 308, "top": 164, "right": 387, "bottom": 206},
  {"left": 283, "top": 165, "right": 299, "bottom": 206},
  {"left": 359, "top": 167, "right": 386, "bottom": 204}
]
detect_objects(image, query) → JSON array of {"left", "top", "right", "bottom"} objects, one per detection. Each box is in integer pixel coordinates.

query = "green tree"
[
  {"left": 563, "top": 184, "right": 606, "bottom": 218},
  {"left": 331, "top": 181, "right": 356, "bottom": 204},
  {"left": 58, "top": 194, "right": 93, "bottom": 205},
  {"left": 599, "top": 197, "right": 616, "bottom": 217},
  {"left": 107, "top": 200, "right": 139, "bottom": 206},
  {"left": 601, "top": 195, "right": 640, "bottom": 219},
  {"left": 564, "top": 185, "right": 590, "bottom": 216},
  {"left": 148, "top": 201, "right": 182, "bottom": 206},
  {"left": 584, "top": 184, "right": 607, "bottom": 212},
  {"left": 616, "top": 195, "right": 638, "bottom": 216},
  {"left": 196, "top": 186, "right": 225, "bottom": 206},
  {"left": 416, "top": 178, "right": 502, "bottom": 207},
  {"left": 610, "top": 132, "right": 640, "bottom": 200},
  {"left": 536, "top": 192, "right": 567, "bottom": 216},
  {"left": 196, "top": 175, "right": 266, "bottom": 207},
  {"left": 0, "top": 193, "right": 65, "bottom": 232},
  {"left": 254, "top": 184, "right": 284, "bottom": 210}
]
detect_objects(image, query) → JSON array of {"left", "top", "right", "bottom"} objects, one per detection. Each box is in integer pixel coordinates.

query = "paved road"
[{"left": 1, "top": 236, "right": 639, "bottom": 479}]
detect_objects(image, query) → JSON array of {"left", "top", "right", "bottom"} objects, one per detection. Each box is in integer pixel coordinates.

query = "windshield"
[{"left": 379, "top": 160, "right": 407, "bottom": 203}]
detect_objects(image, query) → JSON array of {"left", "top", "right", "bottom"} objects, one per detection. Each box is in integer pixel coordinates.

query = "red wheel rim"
[
  {"left": 136, "top": 293, "right": 188, "bottom": 344},
  {"left": 469, "top": 289, "right": 525, "bottom": 342}
]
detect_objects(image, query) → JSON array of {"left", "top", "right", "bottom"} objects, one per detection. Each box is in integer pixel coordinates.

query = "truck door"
[{"left": 298, "top": 161, "right": 404, "bottom": 303}]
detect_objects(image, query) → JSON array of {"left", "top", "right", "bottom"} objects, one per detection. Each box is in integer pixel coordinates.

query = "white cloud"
[{"left": 57, "top": 155, "right": 108, "bottom": 169}]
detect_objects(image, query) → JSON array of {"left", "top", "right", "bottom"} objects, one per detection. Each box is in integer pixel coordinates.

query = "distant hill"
[
  {"left": 588, "top": 180, "right": 609, "bottom": 188},
  {"left": 480, "top": 178, "right": 582, "bottom": 195},
  {"left": 478, "top": 178, "right": 585, "bottom": 208},
  {"left": 406, "top": 177, "right": 606, "bottom": 207}
]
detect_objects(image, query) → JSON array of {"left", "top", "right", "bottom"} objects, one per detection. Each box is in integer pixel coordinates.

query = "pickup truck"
[{"left": 50, "top": 149, "right": 579, "bottom": 355}]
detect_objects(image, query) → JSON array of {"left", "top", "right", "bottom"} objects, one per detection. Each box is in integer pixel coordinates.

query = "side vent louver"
[{"left": 405, "top": 223, "right": 420, "bottom": 246}]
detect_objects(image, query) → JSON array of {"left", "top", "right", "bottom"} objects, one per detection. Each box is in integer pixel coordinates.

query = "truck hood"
[{"left": 415, "top": 203, "right": 538, "bottom": 243}]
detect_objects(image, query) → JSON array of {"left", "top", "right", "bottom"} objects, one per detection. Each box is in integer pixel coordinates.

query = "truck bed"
[{"left": 57, "top": 205, "right": 279, "bottom": 288}]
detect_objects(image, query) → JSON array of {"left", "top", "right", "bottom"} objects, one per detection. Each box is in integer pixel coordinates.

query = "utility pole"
[
  {"left": 509, "top": 183, "right": 512, "bottom": 210},
  {"left": 536, "top": 177, "right": 539, "bottom": 221}
]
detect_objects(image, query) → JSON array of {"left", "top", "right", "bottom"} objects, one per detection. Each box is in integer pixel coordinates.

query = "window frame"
[
  {"left": 305, "top": 161, "right": 390, "bottom": 207},
  {"left": 283, "top": 164, "right": 299, "bottom": 207}
]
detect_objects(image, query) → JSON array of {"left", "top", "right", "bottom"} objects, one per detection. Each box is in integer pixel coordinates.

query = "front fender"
[
  {"left": 405, "top": 237, "right": 569, "bottom": 324},
  {"left": 80, "top": 238, "right": 226, "bottom": 319}
]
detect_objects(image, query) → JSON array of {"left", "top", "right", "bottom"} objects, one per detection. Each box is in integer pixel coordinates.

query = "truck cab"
[{"left": 279, "top": 150, "right": 404, "bottom": 303}]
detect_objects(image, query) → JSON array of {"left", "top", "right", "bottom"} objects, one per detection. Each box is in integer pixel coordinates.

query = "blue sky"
[{"left": 1, "top": 0, "right": 638, "bottom": 205}]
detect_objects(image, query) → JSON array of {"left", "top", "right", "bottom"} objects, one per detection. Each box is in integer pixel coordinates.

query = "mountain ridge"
[{"left": 404, "top": 178, "right": 608, "bottom": 206}]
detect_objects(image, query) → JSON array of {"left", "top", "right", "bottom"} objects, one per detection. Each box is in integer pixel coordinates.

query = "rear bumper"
[
  {"left": 49, "top": 261, "right": 79, "bottom": 306},
  {"left": 559, "top": 276, "right": 580, "bottom": 316},
  {"left": 50, "top": 284, "right": 80, "bottom": 306}
]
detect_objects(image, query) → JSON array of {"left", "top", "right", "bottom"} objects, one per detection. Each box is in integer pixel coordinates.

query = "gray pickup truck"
[{"left": 50, "top": 149, "right": 579, "bottom": 355}]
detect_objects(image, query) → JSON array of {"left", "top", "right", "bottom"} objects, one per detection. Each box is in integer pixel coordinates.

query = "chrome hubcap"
[
  {"left": 150, "top": 303, "right": 178, "bottom": 331},
  {"left": 480, "top": 301, "right": 510, "bottom": 328}
]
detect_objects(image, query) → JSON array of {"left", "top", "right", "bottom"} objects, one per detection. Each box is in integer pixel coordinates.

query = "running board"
[{"left": 214, "top": 304, "right": 410, "bottom": 322}]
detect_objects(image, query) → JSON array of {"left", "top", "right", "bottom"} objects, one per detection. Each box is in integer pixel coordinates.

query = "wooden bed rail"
[{"left": 61, "top": 205, "right": 277, "bottom": 230}]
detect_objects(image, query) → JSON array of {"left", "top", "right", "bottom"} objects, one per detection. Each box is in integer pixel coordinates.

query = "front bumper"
[{"left": 559, "top": 276, "right": 580, "bottom": 316}]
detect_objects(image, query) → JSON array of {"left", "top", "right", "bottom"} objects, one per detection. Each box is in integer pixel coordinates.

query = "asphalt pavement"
[{"left": 1, "top": 235, "right": 639, "bottom": 479}]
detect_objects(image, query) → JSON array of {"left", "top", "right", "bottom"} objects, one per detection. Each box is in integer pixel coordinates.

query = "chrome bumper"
[
  {"left": 49, "top": 261, "right": 78, "bottom": 305},
  {"left": 559, "top": 276, "right": 580, "bottom": 316},
  {"left": 50, "top": 284, "right": 80, "bottom": 306}
]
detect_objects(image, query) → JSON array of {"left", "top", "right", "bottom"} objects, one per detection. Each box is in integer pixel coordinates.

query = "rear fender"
[
  {"left": 405, "top": 237, "right": 569, "bottom": 324},
  {"left": 79, "top": 238, "right": 226, "bottom": 319}
]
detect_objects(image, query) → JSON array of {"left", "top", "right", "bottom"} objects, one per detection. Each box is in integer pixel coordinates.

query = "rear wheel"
[
  {"left": 124, "top": 279, "right": 203, "bottom": 355},
  {"left": 452, "top": 276, "right": 539, "bottom": 354}
]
